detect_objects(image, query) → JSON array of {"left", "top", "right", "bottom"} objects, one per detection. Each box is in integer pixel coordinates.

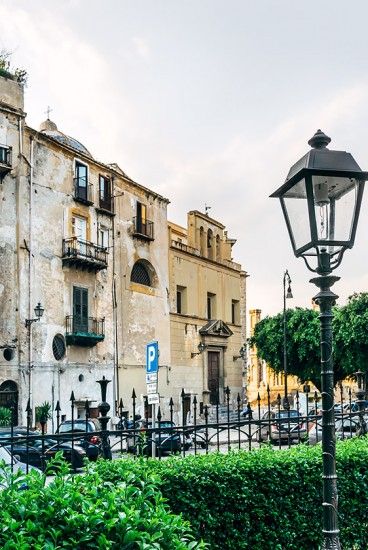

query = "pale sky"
[{"left": 2, "top": 0, "right": 368, "bottom": 318}]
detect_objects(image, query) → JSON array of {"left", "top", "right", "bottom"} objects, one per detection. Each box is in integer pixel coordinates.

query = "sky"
[{"left": 1, "top": 0, "right": 368, "bottom": 319}]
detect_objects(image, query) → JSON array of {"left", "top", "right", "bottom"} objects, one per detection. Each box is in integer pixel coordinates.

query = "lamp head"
[{"left": 271, "top": 130, "right": 368, "bottom": 275}]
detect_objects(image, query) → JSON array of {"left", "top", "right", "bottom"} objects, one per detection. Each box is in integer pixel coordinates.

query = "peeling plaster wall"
[
  {"left": 113, "top": 182, "right": 170, "bottom": 407},
  {"left": 0, "top": 77, "right": 26, "bottom": 412}
]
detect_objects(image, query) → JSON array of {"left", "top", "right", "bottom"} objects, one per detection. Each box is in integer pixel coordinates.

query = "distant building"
[
  {"left": 168, "top": 211, "right": 247, "bottom": 417},
  {"left": 247, "top": 309, "right": 299, "bottom": 406}
]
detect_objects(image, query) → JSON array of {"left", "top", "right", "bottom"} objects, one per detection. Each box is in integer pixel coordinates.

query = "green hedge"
[
  {"left": 96, "top": 438, "right": 368, "bottom": 550},
  {"left": 0, "top": 458, "right": 206, "bottom": 549}
]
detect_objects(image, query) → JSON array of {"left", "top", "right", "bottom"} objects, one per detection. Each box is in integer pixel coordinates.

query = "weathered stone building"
[
  {"left": 0, "top": 74, "right": 247, "bottom": 428},
  {"left": 0, "top": 74, "right": 170, "bottom": 428}
]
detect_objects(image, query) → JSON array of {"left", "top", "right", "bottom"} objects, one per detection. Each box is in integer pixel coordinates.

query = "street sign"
[
  {"left": 146, "top": 372, "right": 157, "bottom": 383},
  {"left": 148, "top": 393, "right": 160, "bottom": 405},
  {"left": 146, "top": 382, "right": 157, "bottom": 394},
  {"left": 146, "top": 342, "right": 159, "bottom": 374}
]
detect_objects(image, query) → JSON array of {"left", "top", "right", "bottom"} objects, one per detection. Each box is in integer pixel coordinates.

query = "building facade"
[
  {"left": 0, "top": 74, "right": 248, "bottom": 429},
  {"left": 168, "top": 211, "right": 247, "bottom": 418},
  {"left": 248, "top": 309, "right": 303, "bottom": 406},
  {"left": 0, "top": 75, "right": 170, "bottom": 429}
]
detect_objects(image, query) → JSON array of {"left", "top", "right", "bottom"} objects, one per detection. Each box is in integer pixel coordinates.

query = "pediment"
[{"left": 199, "top": 319, "right": 233, "bottom": 338}]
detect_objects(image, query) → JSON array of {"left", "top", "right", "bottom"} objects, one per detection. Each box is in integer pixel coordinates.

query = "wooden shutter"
[{"left": 73, "top": 287, "right": 88, "bottom": 332}]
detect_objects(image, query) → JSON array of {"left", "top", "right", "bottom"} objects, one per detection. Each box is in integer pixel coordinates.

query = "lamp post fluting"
[
  {"left": 271, "top": 129, "right": 368, "bottom": 549},
  {"left": 282, "top": 270, "right": 293, "bottom": 410}
]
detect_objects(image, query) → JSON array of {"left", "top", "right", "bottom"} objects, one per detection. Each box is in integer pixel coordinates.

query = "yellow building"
[
  {"left": 248, "top": 309, "right": 299, "bottom": 406},
  {"left": 168, "top": 211, "right": 248, "bottom": 416}
]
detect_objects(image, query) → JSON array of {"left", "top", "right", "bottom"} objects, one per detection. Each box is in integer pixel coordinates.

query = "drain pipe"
[{"left": 28, "top": 136, "right": 34, "bottom": 421}]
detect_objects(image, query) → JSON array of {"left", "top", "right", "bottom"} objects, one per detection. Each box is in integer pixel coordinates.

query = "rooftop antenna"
[{"left": 205, "top": 203, "right": 212, "bottom": 216}]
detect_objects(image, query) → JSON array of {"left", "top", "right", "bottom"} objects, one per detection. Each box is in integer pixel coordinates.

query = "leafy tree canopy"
[
  {"left": 249, "top": 293, "right": 368, "bottom": 391},
  {"left": 333, "top": 292, "right": 368, "bottom": 377}
]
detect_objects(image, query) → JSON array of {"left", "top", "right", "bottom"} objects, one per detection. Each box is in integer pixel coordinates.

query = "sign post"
[{"left": 146, "top": 342, "right": 159, "bottom": 457}]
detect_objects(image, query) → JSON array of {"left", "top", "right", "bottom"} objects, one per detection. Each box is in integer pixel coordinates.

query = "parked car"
[
  {"left": 56, "top": 419, "right": 102, "bottom": 461},
  {"left": 0, "top": 428, "right": 86, "bottom": 470},
  {"left": 0, "top": 445, "right": 41, "bottom": 490},
  {"left": 126, "top": 420, "right": 182, "bottom": 455},
  {"left": 259, "top": 409, "right": 307, "bottom": 443},
  {"left": 308, "top": 413, "right": 368, "bottom": 446}
]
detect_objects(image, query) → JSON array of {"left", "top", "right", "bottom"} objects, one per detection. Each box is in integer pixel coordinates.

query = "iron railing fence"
[{"left": 0, "top": 383, "right": 366, "bottom": 473}]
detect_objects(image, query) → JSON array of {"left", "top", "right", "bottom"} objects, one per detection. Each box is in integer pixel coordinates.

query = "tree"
[
  {"left": 248, "top": 305, "right": 349, "bottom": 392},
  {"left": 333, "top": 293, "right": 368, "bottom": 390}
]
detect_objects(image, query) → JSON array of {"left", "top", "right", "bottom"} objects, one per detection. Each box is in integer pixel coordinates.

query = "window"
[
  {"left": 98, "top": 225, "right": 109, "bottom": 249},
  {"left": 207, "top": 229, "right": 213, "bottom": 248},
  {"left": 74, "top": 161, "right": 89, "bottom": 202},
  {"left": 52, "top": 335, "right": 66, "bottom": 360},
  {"left": 137, "top": 202, "right": 147, "bottom": 234},
  {"left": 73, "top": 287, "right": 89, "bottom": 332},
  {"left": 72, "top": 215, "right": 87, "bottom": 240},
  {"left": 207, "top": 292, "right": 216, "bottom": 320},
  {"left": 231, "top": 300, "right": 240, "bottom": 324},
  {"left": 131, "top": 261, "right": 151, "bottom": 286},
  {"left": 99, "top": 175, "right": 112, "bottom": 211},
  {"left": 176, "top": 286, "right": 187, "bottom": 314},
  {"left": 72, "top": 214, "right": 87, "bottom": 255}
]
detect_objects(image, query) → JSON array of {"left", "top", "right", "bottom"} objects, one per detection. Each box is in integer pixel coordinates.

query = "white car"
[{"left": 260, "top": 409, "right": 307, "bottom": 443}]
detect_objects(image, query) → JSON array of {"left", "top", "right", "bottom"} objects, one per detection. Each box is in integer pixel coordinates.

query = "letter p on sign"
[{"left": 146, "top": 342, "right": 159, "bottom": 374}]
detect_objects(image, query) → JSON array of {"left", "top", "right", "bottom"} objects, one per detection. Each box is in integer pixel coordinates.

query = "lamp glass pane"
[
  {"left": 312, "top": 175, "right": 358, "bottom": 247},
  {"left": 283, "top": 178, "right": 311, "bottom": 250}
]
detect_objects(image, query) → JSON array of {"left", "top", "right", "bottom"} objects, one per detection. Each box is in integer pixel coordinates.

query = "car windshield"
[
  {"left": 59, "top": 422, "right": 90, "bottom": 432},
  {"left": 148, "top": 422, "right": 175, "bottom": 429},
  {"left": 276, "top": 411, "right": 299, "bottom": 419}
]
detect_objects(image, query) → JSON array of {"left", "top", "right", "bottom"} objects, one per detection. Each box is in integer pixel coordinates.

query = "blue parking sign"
[{"left": 146, "top": 342, "right": 159, "bottom": 374}]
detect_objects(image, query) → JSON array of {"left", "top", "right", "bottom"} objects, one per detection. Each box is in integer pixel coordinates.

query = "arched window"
[
  {"left": 207, "top": 228, "right": 213, "bottom": 248},
  {"left": 131, "top": 261, "right": 151, "bottom": 286}
]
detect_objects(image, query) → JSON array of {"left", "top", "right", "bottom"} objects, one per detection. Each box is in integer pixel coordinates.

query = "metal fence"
[{"left": 0, "top": 379, "right": 366, "bottom": 474}]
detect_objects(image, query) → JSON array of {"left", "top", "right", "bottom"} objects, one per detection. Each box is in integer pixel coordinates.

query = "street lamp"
[
  {"left": 25, "top": 303, "right": 45, "bottom": 427},
  {"left": 233, "top": 344, "right": 247, "bottom": 361},
  {"left": 271, "top": 129, "right": 368, "bottom": 550},
  {"left": 191, "top": 342, "right": 207, "bottom": 358},
  {"left": 282, "top": 270, "right": 293, "bottom": 410},
  {"left": 355, "top": 370, "right": 367, "bottom": 436},
  {"left": 25, "top": 302, "right": 44, "bottom": 327}
]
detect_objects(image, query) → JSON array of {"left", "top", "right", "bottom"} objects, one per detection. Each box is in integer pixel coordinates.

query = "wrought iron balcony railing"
[
  {"left": 132, "top": 216, "right": 154, "bottom": 241},
  {"left": 66, "top": 315, "right": 105, "bottom": 347},
  {"left": 62, "top": 237, "right": 108, "bottom": 272}
]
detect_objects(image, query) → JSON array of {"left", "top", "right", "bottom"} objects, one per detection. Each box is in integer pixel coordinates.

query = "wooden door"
[{"left": 208, "top": 351, "right": 220, "bottom": 405}]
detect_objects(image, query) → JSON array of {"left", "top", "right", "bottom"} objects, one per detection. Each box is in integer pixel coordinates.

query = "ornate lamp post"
[
  {"left": 25, "top": 303, "right": 45, "bottom": 424},
  {"left": 271, "top": 129, "right": 368, "bottom": 549},
  {"left": 282, "top": 270, "right": 293, "bottom": 410}
]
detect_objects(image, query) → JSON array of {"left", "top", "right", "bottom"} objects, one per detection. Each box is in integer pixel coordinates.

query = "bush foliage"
[
  {"left": 96, "top": 439, "right": 368, "bottom": 550},
  {"left": 0, "top": 457, "right": 206, "bottom": 549},
  {"left": 1, "top": 439, "right": 367, "bottom": 549}
]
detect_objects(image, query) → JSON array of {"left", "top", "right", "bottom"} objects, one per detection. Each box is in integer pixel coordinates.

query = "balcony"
[
  {"left": 62, "top": 237, "right": 108, "bottom": 272},
  {"left": 73, "top": 178, "right": 94, "bottom": 206},
  {"left": 65, "top": 316, "right": 105, "bottom": 347},
  {"left": 0, "top": 145, "right": 12, "bottom": 176},
  {"left": 96, "top": 195, "right": 114, "bottom": 216},
  {"left": 132, "top": 216, "right": 154, "bottom": 241}
]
